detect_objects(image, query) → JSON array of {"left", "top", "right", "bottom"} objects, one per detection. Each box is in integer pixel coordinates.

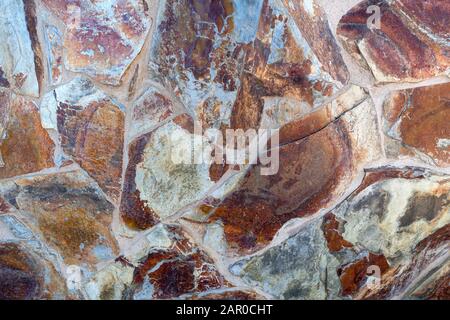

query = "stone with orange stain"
[
  {"left": 42, "top": 0, "right": 151, "bottom": 85},
  {"left": 383, "top": 82, "right": 450, "bottom": 167},
  {"left": 231, "top": 167, "right": 448, "bottom": 299},
  {"left": 120, "top": 113, "right": 215, "bottom": 230},
  {"left": 42, "top": 78, "right": 125, "bottom": 201},
  {"left": 337, "top": 0, "right": 450, "bottom": 83},
  {"left": 129, "top": 224, "right": 230, "bottom": 299},
  {"left": 0, "top": 0, "right": 41, "bottom": 97},
  {"left": 0, "top": 91, "right": 55, "bottom": 179},
  {"left": 0, "top": 169, "right": 119, "bottom": 268},
  {"left": 337, "top": 253, "right": 389, "bottom": 296}
]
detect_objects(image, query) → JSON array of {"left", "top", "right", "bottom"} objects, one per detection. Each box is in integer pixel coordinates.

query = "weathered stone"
[
  {"left": 0, "top": 242, "right": 67, "bottom": 300},
  {"left": 41, "top": 78, "right": 125, "bottom": 201},
  {"left": 44, "top": 25, "right": 64, "bottom": 86},
  {"left": 199, "top": 98, "right": 381, "bottom": 256},
  {"left": 383, "top": 82, "right": 450, "bottom": 167},
  {"left": 337, "top": 0, "right": 450, "bottom": 83},
  {"left": 0, "top": 169, "right": 119, "bottom": 267},
  {"left": 0, "top": 91, "right": 55, "bottom": 179},
  {"left": 87, "top": 224, "right": 230, "bottom": 300},
  {"left": 42, "top": 0, "right": 151, "bottom": 85},
  {"left": 121, "top": 114, "right": 214, "bottom": 230},
  {"left": 0, "top": 0, "right": 41, "bottom": 97},
  {"left": 149, "top": 0, "right": 348, "bottom": 130},
  {"left": 231, "top": 167, "right": 449, "bottom": 299},
  {"left": 129, "top": 87, "right": 177, "bottom": 139}
]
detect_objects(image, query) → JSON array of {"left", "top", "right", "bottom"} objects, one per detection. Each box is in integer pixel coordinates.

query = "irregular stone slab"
[
  {"left": 330, "top": 168, "right": 449, "bottom": 298},
  {"left": 0, "top": 0, "right": 41, "bottom": 97},
  {"left": 383, "top": 82, "right": 450, "bottom": 167},
  {"left": 197, "top": 98, "right": 381, "bottom": 256},
  {"left": 86, "top": 224, "right": 230, "bottom": 299},
  {"left": 360, "top": 224, "right": 449, "bottom": 299},
  {"left": 120, "top": 114, "right": 214, "bottom": 230},
  {"left": 42, "top": 0, "right": 151, "bottom": 85},
  {"left": 149, "top": 0, "right": 348, "bottom": 130},
  {"left": 0, "top": 169, "right": 119, "bottom": 267},
  {"left": 129, "top": 87, "right": 177, "bottom": 139},
  {"left": 337, "top": 0, "right": 450, "bottom": 83},
  {"left": 230, "top": 218, "right": 342, "bottom": 299},
  {"left": 0, "top": 91, "right": 55, "bottom": 179},
  {"left": 44, "top": 25, "right": 63, "bottom": 86},
  {"left": 0, "top": 242, "right": 67, "bottom": 300},
  {"left": 231, "top": 168, "right": 449, "bottom": 299},
  {"left": 41, "top": 78, "right": 125, "bottom": 201}
]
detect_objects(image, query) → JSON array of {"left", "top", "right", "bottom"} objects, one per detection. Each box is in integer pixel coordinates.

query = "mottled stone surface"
[
  {"left": 0, "top": 92, "right": 55, "bottom": 179},
  {"left": 0, "top": 242, "right": 67, "bottom": 300},
  {"left": 383, "top": 82, "right": 450, "bottom": 167},
  {"left": 44, "top": 25, "right": 63, "bottom": 86},
  {"left": 41, "top": 0, "right": 152, "bottom": 85},
  {"left": 0, "top": 169, "right": 119, "bottom": 267},
  {"left": 129, "top": 87, "right": 177, "bottom": 139},
  {"left": 0, "top": 0, "right": 448, "bottom": 301},
  {"left": 149, "top": 0, "right": 348, "bottom": 129},
  {"left": 0, "top": 0, "right": 41, "bottom": 97},
  {"left": 41, "top": 78, "right": 125, "bottom": 201},
  {"left": 231, "top": 168, "right": 449, "bottom": 299},
  {"left": 121, "top": 114, "right": 214, "bottom": 230},
  {"left": 337, "top": 0, "right": 450, "bottom": 83},
  {"left": 85, "top": 224, "right": 234, "bottom": 300},
  {"left": 195, "top": 98, "right": 381, "bottom": 256}
]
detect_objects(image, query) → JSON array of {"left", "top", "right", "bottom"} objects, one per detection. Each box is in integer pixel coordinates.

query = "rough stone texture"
[
  {"left": 0, "top": 242, "right": 67, "bottom": 300},
  {"left": 0, "top": 0, "right": 41, "bottom": 97},
  {"left": 383, "top": 82, "right": 450, "bottom": 167},
  {"left": 149, "top": 0, "right": 349, "bottom": 130},
  {"left": 0, "top": 0, "right": 448, "bottom": 301},
  {"left": 44, "top": 24, "right": 63, "bottom": 86},
  {"left": 0, "top": 92, "right": 55, "bottom": 179},
  {"left": 120, "top": 114, "right": 214, "bottom": 230},
  {"left": 190, "top": 97, "right": 382, "bottom": 256},
  {"left": 337, "top": 0, "right": 450, "bottom": 83},
  {"left": 231, "top": 168, "right": 449, "bottom": 299},
  {"left": 41, "top": 78, "right": 125, "bottom": 201},
  {"left": 0, "top": 169, "right": 119, "bottom": 268},
  {"left": 41, "top": 0, "right": 152, "bottom": 85}
]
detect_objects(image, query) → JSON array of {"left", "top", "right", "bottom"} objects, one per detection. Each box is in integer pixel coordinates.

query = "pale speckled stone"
[{"left": 0, "top": 0, "right": 40, "bottom": 97}]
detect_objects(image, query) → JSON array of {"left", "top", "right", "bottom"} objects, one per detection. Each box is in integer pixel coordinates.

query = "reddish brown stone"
[
  {"left": 131, "top": 224, "right": 229, "bottom": 299},
  {"left": 338, "top": 253, "right": 389, "bottom": 296},
  {"left": 322, "top": 213, "right": 354, "bottom": 253},
  {"left": 0, "top": 242, "right": 66, "bottom": 299},
  {"left": 54, "top": 79, "right": 125, "bottom": 201},
  {"left": 0, "top": 92, "right": 55, "bottom": 179},
  {"left": 120, "top": 132, "right": 159, "bottom": 230},
  {"left": 383, "top": 82, "right": 450, "bottom": 167},
  {"left": 150, "top": 0, "right": 348, "bottom": 131},
  {"left": 129, "top": 87, "right": 176, "bottom": 138},
  {"left": 337, "top": 0, "right": 449, "bottom": 83},
  {"left": 42, "top": 0, "right": 151, "bottom": 85}
]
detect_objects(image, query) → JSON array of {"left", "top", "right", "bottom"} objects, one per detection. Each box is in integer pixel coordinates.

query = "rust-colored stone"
[
  {"left": 0, "top": 93, "right": 54, "bottom": 179},
  {"left": 0, "top": 170, "right": 119, "bottom": 267},
  {"left": 338, "top": 253, "right": 389, "bottom": 296}
]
